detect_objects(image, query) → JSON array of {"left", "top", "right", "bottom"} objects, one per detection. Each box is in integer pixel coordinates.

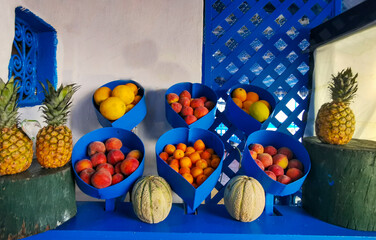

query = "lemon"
[
  {"left": 100, "top": 97, "right": 126, "bottom": 120},
  {"left": 249, "top": 101, "right": 270, "bottom": 122},
  {"left": 112, "top": 85, "right": 135, "bottom": 105},
  {"left": 94, "top": 86, "right": 112, "bottom": 105}
]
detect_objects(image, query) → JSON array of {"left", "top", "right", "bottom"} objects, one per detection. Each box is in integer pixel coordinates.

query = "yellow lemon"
[
  {"left": 249, "top": 101, "right": 270, "bottom": 122},
  {"left": 100, "top": 97, "right": 126, "bottom": 120},
  {"left": 112, "top": 85, "right": 135, "bottom": 105},
  {"left": 94, "top": 86, "right": 112, "bottom": 105},
  {"left": 125, "top": 83, "right": 138, "bottom": 95}
]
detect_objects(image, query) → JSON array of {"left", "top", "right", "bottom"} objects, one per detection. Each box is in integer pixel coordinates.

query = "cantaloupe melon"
[
  {"left": 224, "top": 175, "right": 265, "bottom": 222},
  {"left": 131, "top": 175, "right": 172, "bottom": 224}
]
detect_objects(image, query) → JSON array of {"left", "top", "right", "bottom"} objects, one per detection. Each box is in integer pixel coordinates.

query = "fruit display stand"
[{"left": 0, "top": 161, "right": 76, "bottom": 240}]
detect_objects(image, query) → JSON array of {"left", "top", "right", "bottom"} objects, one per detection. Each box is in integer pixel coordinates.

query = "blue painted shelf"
[{"left": 26, "top": 202, "right": 376, "bottom": 239}]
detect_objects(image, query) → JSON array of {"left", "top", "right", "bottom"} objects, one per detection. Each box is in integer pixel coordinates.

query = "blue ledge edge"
[{"left": 26, "top": 202, "right": 376, "bottom": 240}]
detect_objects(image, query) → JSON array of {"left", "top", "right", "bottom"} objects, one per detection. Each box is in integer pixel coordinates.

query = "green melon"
[
  {"left": 131, "top": 175, "right": 172, "bottom": 224},
  {"left": 224, "top": 175, "right": 265, "bottom": 222}
]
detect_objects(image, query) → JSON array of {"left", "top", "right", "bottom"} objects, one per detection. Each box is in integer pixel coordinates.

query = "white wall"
[{"left": 0, "top": 0, "right": 203, "bottom": 201}]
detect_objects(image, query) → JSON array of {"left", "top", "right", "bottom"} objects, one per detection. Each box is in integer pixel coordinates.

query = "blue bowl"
[
  {"left": 72, "top": 127, "right": 145, "bottom": 200},
  {"left": 155, "top": 128, "right": 225, "bottom": 212},
  {"left": 242, "top": 130, "right": 311, "bottom": 196},
  {"left": 93, "top": 80, "right": 147, "bottom": 130},
  {"left": 165, "top": 82, "right": 218, "bottom": 129},
  {"left": 225, "top": 84, "right": 276, "bottom": 135}
]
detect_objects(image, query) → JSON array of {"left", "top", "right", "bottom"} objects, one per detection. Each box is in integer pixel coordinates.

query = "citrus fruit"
[
  {"left": 232, "top": 98, "right": 243, "bottom": 108},
  {"left": 112, "top": 85, "right": 135, "bottom": 105},
  {"left": 248, "top": 101, "right": 270, "bottom": 122},
  {"left": 125, "top": 83, "right": 138, "bottom": 95},
  {"left": 231, "top": 88, "right": 247, "bottom": 102},
  {"left": 100, "top": 97, "right": 126, "bottom": 120},
  {"left": 242, "top": 100, "right": 254, "bottom": 111},
  {"left": 246, "top": 92, "right": 259, "bottom": 102},
  {"left": 94, "top": 86, "right": 112, "bottom": 105},
  {"left": 259, "top": 100, "right": 271, "bottom": 111}
]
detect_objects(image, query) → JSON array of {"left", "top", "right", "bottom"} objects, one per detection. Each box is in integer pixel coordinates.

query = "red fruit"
[
  {"left": 194, "top": 106, "right": 209, "bottom": 119},
  {"left": 204, "top": 101, "right": 215, "bottom": 110},
  {"left": 179, "top": 97, "right": 191, "bottom": 107},
  {"left": 277, "top": 175, "right": 292, "bottom": 184},
  {"left": 90, "top": 152, "right": 107, "bottom": 167},
  {"left": 249, "top": 150, "right": 257, "bottom": 159},
  {"left": 112, "top": 173, "right": 125, "bottom": 185},
  {"left": 265, "top": 170, "right": 277, "bottom": 181},
  {"left": 96, "top": 163, "right": 115, "bottom": 175},
  {"left": 105, "top": 138, "right": 123, "bottom": 151},
  {"left": 257, "top": 153, "right": 273, "bottom": 168},
  {"left": 278, "top": 147, "right": 293, "bottom": 160},
  {"left": 264, "top": 145, "right": 277, "bottom": 156},
  {"left": 181, "top": 106, "right": 193, "bottom": 116},
  {"left": 79, "top": 168, "right": 95, "bottom": 184},
  {"left": 254, "top": 159, "right": 265, "bottom": 171},
  {"left": 249, "top": 143, "right": 264, "bottom": 154},
  {"left": 87, "top": 141, "right": 106, "bottom": 156},
  {"left": 286, "top": 168, "right": 303, "bottom": 182},
  {"left": 184, "top": 114, "right": 197, "bottom": 125},
  {"left": 114, "top": 162, "right": 122, "bottom": 174},
  {"left": 75, "top": 159, "right": 93, "bottom": 174},
  {"left": 288, "top": 159, "right": 304, "bottom": 171},
  {"left": 190, "top": 98, "right": 204, "bottom": 108},
  {"left": 273, "top": 154, "right": 289, "bottom": 169},
  {"left": 107, "top": 149, "right": 125, "bottom": 165},
  {"left": 171, "top": 102, "right": 182, "bottom": 113},
  {"left": 120, "top": 157, "right": 140, "bottom": 176},
  {"left": 91, "top": 169, "right": 112, "bottom": 189},
  {"left": 166, "top": 93, "right": 179, "bottom": 104},
  {"left": 199, "top": 96, "right": 207, "bottom": 103},
  {"left": 268, "top": 164, "right": 284, "bottom": 177},
  {"left": 179, "top": 90, "right": 191, "bottom": 100}
]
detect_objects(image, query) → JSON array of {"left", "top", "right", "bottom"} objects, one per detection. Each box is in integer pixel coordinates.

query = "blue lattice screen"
[
  {"left": 8, "top": 7, "right": 57, "bottom": 107},
  {"left": 203, "top": 0, "right": 341, "bottom": 204}
]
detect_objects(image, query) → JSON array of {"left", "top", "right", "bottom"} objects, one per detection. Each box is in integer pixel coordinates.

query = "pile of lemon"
[
  {"left": 231, "top": 88, "right": 271, "bottom": 123},
  {"left": 94, "top": 83, "right": 141, "bottom": 121}
]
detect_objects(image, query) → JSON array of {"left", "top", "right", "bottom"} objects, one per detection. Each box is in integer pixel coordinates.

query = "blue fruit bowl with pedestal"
[
  {"left": 155, "top": 128, "right": 225, "bottom": 214},
  {"left": 241, "top": 130, "right": 311, "bottom": 214},
  {"left": 165, "top": 82, "right": 218, "bottom": 130},
  {"left": 72, "top": 127, "right": 145, "bottom": 211},
  {"left": 225, "top": 84, "right": 277, "bottom": 136},
  {"left": 93, "top": 80, "right": 147, "bottom": 130}
]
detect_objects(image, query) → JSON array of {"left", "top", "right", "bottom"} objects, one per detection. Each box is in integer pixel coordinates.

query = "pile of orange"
[
  {"left": 231, "top": 88, "right": 272, "bottom": 123},
  {"left": 159, "top": 139, "right": 221, "bottom": 188}
]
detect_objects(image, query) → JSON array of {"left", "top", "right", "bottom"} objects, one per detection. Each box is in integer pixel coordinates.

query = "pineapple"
[
  {"left": 36, "top": 80, "right": 79, "bottom": 168},
  {"left": 315, "top": 68, "right": 358, "bottom": 145},
  {"left": 0, "top": 77, "right": 33, "bottom": 175}
]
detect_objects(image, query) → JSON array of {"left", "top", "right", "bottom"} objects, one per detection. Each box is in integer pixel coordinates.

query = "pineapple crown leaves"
[
  {"left": 0, "top": 76, "right": 20, "bottom": 128},
  {"left": 329, "top": 67, "right": 358, "bottom": 104},
  {"left": 39, "top": 80, "right": 80, "bottom": 127}
]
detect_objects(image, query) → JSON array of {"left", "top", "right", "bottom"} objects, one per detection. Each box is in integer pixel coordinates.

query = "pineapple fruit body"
[
  {"left": 315, "top": 102, "right": 355, "bottom": 145},
  {"left": 36, "top": 125, "right": 73, "bottom": 168}
]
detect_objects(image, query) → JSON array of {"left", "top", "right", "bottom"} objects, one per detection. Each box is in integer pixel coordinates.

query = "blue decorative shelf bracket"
[{"left": 8, "top": 7, "right": 57, "bottom": 107}]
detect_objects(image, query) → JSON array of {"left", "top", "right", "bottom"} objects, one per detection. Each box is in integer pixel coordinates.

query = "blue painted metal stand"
[{"left": 25, "top": 202, "right": 376, "bottom": 240}]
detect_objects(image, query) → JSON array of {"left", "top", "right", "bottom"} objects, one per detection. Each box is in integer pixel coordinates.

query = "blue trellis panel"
[{"left": 202, "top": 0, "right": 341, "bottom": 205}]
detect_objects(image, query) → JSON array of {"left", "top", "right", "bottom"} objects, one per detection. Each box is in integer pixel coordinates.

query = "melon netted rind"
[
  {"left": 131, "top": 175, "right": 172, "bottom": 224},
  {"left": 224, "top": 175, "right": 265, "bottom": 222}
]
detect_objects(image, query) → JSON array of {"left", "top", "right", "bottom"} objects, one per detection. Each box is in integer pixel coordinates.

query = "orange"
[
  {"left": 232, "top": 98, "right": 243, "bottom": 108},
  {"left": 169, "top": 159, "right": 179, "bottom": 167},
  {"left": 170, "top": 164, "right": 179, "bottom": 172},
  {"left": 159, "top": 152, "right": 169, "bottom": 161},
  {"left": 126, "top": 104, "right": 134, "bottom": 112},
  {"left": 242, "top": 108, "right": 249, "bottom": 114},
  {"left": 185, "top": 146, "right": 196, "bottom": 155},
  {"left": 180, "top": 157, "right": 192, "bottom": 168},
  {"left": 232, "top": 88, "right": 247, "bottom": 102},
  {"left": 132, "top": 95, "right": 142, "bottom": 105},
  {"left": 192, "top": 182, "right": 198, "bottom": 188},
  {"left": 242, "top": 100, "right": 254, "bottom": 111},
  {"left": 167, "top": 156, "right": 174, "bottom": 162},
  {"left": 196, "top": 174, "right": 208, "bottom": 186},
  {"left": 176, "top": 143, "right": 187, "bottom": 152},
  {"left": 259, "top": 100, "right": 271, "bottom": 111},
  {"left": 195, "top": 159, "right": 208, "bottom": 169},
  {"left": 203, "top": 167, "right": 214, "bottom": 176},
  {"left": 193, "top": 139, "right": 205, "bottom": 151},
  {"left": 211, "top": 158, "right": 220, "bottom": 168},
  {"left": 188, "top": 152, "right": 201, "bottom": 164},
  {"left": 173, "top": 149, "right": 185, "bottom": 159},
  {"left": 125, "top": 83, "right": 138, "bottom": 95},
  {"left": 179, "top": 167, "right": 191, "bottom": 175},
  {"left": 205, "top": 159, "right": 211, "bottom": 167},
  {"left": 191, "top": 167, "right": 203, "bottom": 178},
  {"left": 94, "top": 86, "right": 112, "bottom": 105},
  {"left": 200, "top": 150, "right": 212, "bottom": 160},
  {"left": 164, "top": 144, "right": 176, "bottom": 155},
  {"left": 206, "top": 148, "right": 214, "bottom": 154},
  {"left": 246, "top": 91, "right": 259, "bottom": 102},
  {"left": 182, "top": 173, "right": 194, "bottom": 184}
]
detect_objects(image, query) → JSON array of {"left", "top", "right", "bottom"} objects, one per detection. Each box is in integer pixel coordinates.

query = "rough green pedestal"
[
  {"left": 302, "top": 137, "right": 376, "bottom": 231},
  {"left": 0, "top": 160, "right": 77, "bottom": 239}
]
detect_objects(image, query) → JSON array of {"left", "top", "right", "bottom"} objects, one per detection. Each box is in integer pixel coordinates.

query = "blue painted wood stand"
[{"left": 25, "top": 202, "right": 376, "bottom": 239}]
